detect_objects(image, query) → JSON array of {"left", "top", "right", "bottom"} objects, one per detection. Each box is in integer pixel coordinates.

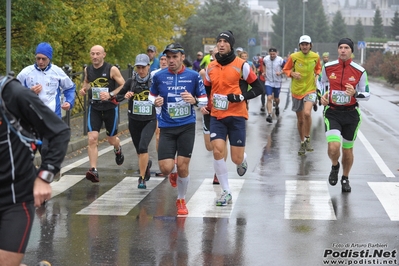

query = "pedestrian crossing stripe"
[
  {"left": 187, "top": 178, "right": 245, "bottom": 218},
  {"left": 357, "top": 130, "right": 395, "bottom": 178},
  {"left": 368, "top": 182, "right": 399, "bottom": 221},
  {"left": 51, "top": 175, "right": 85, "bottom": 198},
  {"left": 284, "top": 180, "right": 337, "bottom": 220},
  {"left": 49, "top": 175, "right": 399, "bottom": 221},
  {"left": 76, "top": 177, "right": 164, "bottom": 216}
]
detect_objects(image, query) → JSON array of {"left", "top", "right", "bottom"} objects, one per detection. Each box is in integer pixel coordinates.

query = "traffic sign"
[
  {"left": 248, "top": 38, "right": 256, "bottom": 46},
  {"left": 357, "top": 41, "right": 366, "bottom": 49},
  {"left": 202, "top": 38, "right": 216, "bottom": 45}
]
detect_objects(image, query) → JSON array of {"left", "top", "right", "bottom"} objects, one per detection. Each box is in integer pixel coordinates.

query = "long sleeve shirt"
[{"left": 17, "top": 63, "right": 76, "bottom": 118}]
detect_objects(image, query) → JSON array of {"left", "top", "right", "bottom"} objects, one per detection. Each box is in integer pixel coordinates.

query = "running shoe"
[
  {"left": 216, "top": 190, "right": 232, "bottom": 206},
  {"left": 138, "top": 177, "right": 146, "bottom": 189},
  {"left": 144, "top": 160, "right": 152, "bottom": 181},
  {"left": 86, "top": 167, "right": 99, "bottom": 183},
  {"left": 298, "top": 142, "right": 306, "bottom": 156},
  {"left": 169, "top": 172, "right": 178, "bottom": 187},
  {"left": 266, "top": 114, "right": 272, "bottom": 123},
  {"left": 37, "top": 261, "right": 52, "bottom": 266},
  {"left": 313, "top": 103, "right": 318, "bottom": 112},
  {"left": 213, "top": 173, "right": 220, "bottom": 185},
  {"left": 329, "top": 162, "right": 340, "bottom": 186},
  {"left": 114, "top": 146, "right": 124, "bottom": 165},
  {"left": 176, "top": 199, "right": 188, "bottom": 215},
  {"left": 260, "top": 106, "right": 265, "bottom": 112},
  {"left": 341, "top": 177, "right": 351, "bottom": 192},
  {"left": 275, "top": 106, "right": 280, "bottom": 116},
  {"left": 237, "top": 159, "right": 248, "bottom": 176},
  {"left": 305, "top": 138, "right": 314, "bottom": 152}
]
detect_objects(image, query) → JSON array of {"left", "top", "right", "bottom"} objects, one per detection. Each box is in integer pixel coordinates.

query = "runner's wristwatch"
[{"left": 38, "top": 170, "right": 54, "bottom": 183}]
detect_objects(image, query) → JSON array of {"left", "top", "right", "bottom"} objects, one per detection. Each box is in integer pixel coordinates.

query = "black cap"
[
  {"left": 269, "top": 47, "right": 277, "bottom": 52},
  {"left": 338, "top": 38, "right": 354, "bottom": 53},
  {"left": 216, "top": 31, "right": 235, "bottom": 49},
  {"left": 163, "top": 43, "right": 185, "bottom": 54}
]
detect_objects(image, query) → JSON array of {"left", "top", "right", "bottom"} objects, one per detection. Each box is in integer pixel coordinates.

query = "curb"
[{"left": 34, "top": 122, "right": 129, "bottom": 166}]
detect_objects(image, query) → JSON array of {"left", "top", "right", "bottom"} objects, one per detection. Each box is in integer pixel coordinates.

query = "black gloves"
[{"left": 227, "top": 94, "right": 245, "bottom": 102}]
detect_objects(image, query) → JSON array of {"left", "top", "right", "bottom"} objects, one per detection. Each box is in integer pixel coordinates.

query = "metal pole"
[
  {"left": 302, "top": 0, "right": 308, "bottom": 35},
  {"left": 6, "top": 0, "right": 11, "bottom": 75},
  {"left": 302, "top": 1, "right": 305, "bottom": 35},
  {"left": 282, "top": 2, "right": 285, "bottom": 57},
  {"left": 360, "top": 48, "right": 364, "bottom": 65}
]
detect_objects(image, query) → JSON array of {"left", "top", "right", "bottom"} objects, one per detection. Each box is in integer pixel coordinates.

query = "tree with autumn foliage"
[{"left": 0, "top": 0, "right": 196, "bottom": 74}]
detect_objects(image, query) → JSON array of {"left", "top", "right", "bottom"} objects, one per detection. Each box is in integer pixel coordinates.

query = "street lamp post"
[
  {"left": 6, "top": 0, "right": 11, "bottom": 74},
  {"left": 264, "top": 11, "right": 272, "bottom": 50},
  {"left": 282, "top": 1, "right": 285, "bottom": 57},
  {"left": 303, "top": 0, "right": 308, "bottom": 35}
]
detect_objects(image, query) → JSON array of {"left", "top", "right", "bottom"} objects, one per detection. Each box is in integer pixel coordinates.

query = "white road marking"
[
  {"left": 357, "top": 130, "right": 395, "bottom": 178},
  {"left": 368, "top": 182, "right": 399, "bottom": 221},
  {"left": 76, "top": 177, "right": 164, "bottom": 216},
  {"left": 61, "top": 138, "right": 132, "bottom": 173},
  {"left": 187, "top": 178, "right": 245, "bottom": 218},
  {"left": 51, "top": 175, "right": 85, "bottom": 198},
  {"left": 284, "top": 180, "right": 336, "bottom": 220}
]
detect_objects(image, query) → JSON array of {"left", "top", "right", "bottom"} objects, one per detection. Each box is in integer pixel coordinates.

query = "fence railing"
[{"left": 9, "top": 63, "right": 134, "bottom": 137}]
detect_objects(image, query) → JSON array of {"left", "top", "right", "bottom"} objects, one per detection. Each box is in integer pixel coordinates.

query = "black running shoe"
[
  {"left": 86, "top": 168, "right": 99, "bottom": 183},
  {"left": 266, "top": 115, "right": 272, "bottom": 123},
  {"left": 341, "top": 177, "right": 351, "bottom": 193},
  {"left": 115, "top": 146, "right": 124, "bottom": 165},
  {"left": 260, "top": 106, "right": 265, "bottom": 112},
  {"left": 329, "top": 162, "right": 340, "bottom": 186},
  {"left": 144, "top": 160, "right": 152, "bottom": 181},
  {"left": 138, "top": 177, "right": 146, "bottom": 189},
  {"left": 275, "top": 106, "right": 280, "bottom": 116}
]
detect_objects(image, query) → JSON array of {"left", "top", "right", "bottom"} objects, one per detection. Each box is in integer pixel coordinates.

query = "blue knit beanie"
[{"left": 35, "top": 42, "right": 53, "bottom": 60}]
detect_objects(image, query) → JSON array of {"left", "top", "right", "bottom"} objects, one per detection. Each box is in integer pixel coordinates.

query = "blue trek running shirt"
[{"left": 149, "top": 66, "right": 207, "bottom": 128}]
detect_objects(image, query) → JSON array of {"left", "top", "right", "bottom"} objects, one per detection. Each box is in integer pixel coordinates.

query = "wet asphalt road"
[{"left": 22, "top": 80, "right": 399, "bottom": 266}]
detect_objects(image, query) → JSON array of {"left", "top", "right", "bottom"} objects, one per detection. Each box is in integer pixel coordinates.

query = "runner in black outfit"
[
  {"left": 79, "top": 45, "right": 125, "bottom": 183},
  {"left": 0, "top": 77, "right": 70, "bottom": 266},
  {"left": 117, "top": 54, "right": 156, "bottom": 189}
]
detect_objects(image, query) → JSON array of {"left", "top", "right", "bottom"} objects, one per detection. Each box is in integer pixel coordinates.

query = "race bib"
[
  {"left": 133, "top": 100, "right": 153, "bottom": 115},
  {"left": 331, "top": 91, "right": 351, "bottom": 105},
  {"left": 213, "top": 94, "right": 229, "bottom": 110},
  {"left": 92, "top": 87, "right": 109, "bottom": 100},
  {"left": 167, "top": 102, "right": 191, "bottom": 119}
]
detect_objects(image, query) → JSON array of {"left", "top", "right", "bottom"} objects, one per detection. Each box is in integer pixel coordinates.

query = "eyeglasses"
[{"left": 35, "top": 57, "right": 48, "bottom": 61}]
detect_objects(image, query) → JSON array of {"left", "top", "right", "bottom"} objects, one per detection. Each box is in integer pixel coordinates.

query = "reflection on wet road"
[{"left": 22, "top": 80, "right": 399, "bottom": 266}]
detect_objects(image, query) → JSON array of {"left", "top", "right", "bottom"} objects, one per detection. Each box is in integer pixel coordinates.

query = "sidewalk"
[
  {"left": 67, "top": 102, "right": 129, "bottom": 152},
  {"left": 34, "top": 102, "right": 130, "bottom": 165}
]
